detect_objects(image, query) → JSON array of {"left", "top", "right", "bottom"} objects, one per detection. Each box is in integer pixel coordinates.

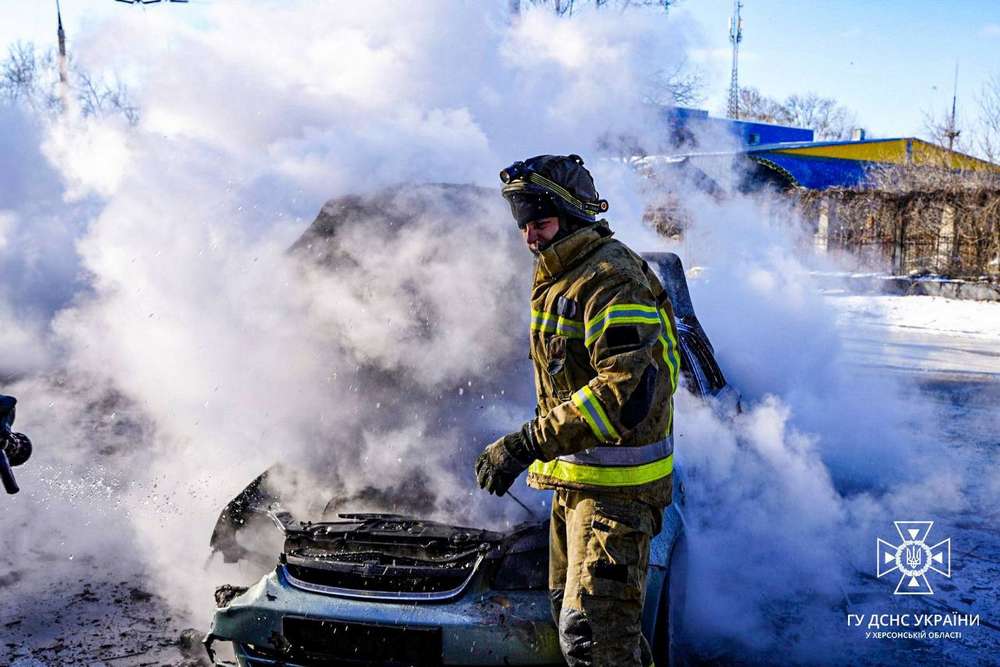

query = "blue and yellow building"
[
  {"left": 663, "top": 107, "right": 1000, "bottom": 190},
  {"left": 745, "top": 137, "right": 1000, "bottom": 189}
]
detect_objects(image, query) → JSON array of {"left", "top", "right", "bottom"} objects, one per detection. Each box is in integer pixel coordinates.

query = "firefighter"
[{"left": 475, "top": 154, "right": 680, "bottom": 667}]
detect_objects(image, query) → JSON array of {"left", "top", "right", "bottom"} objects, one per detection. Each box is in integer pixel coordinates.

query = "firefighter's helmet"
[{"left": 500, "top": 154, "right": 609, "bottom": 228}]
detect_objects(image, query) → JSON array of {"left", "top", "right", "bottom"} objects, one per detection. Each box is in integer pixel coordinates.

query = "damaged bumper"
[
  {"left": 206, "top": 486, "right": 684, "bottom": 666},
  {"left": 206, "top": 566, "right": 562, "bottom": 666}
]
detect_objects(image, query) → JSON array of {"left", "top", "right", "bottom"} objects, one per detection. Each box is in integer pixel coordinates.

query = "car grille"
[
  {"left": 281, "top": 543, "right": 487, "bottom": 601},
  {"left": 282, "top": 616, "right": 443, "bottom": 666}
]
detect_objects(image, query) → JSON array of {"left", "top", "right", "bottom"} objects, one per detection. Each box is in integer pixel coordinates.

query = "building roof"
[
  {"left": 664, "top": 106, "right": 814, "bottom": 148},
  {"left": 750, "top": 138, "right": 1000, "bottom": 189},
  {"left": 658, "top": 136, "right": 1000, "bottom": 191}
]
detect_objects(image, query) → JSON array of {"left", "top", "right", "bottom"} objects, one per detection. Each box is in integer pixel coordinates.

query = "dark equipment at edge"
[{"left": 1, "top": 395, "right": 33, "bottom": 495}]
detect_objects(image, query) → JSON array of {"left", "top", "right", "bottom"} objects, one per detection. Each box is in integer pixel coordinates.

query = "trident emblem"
[
  {"left": 905, "top": 545, "right": 922, "bottom": 570},
  {"left": 877, "top": 521, "right": 951, "bottom": 595}
]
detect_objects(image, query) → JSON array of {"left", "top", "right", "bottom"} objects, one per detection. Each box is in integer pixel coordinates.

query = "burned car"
[{"left": 204, "top": 187, "right": 736, "bottom": 666}]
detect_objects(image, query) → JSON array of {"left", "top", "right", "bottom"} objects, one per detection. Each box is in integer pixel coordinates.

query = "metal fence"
[{"left": 799, "top": 188, "right": 1000, "bottom": 278}]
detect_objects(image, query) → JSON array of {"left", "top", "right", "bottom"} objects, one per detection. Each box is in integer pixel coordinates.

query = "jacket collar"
[{"left": 534, "top": 221, "right": 613, "bottom": 283}]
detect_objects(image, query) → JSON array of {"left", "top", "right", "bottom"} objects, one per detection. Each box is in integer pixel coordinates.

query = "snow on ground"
[
  {"left": 684, "top": 292, "right": 1000, "bottom": 665},
  {"left": 820, "top": 294, "right": 1000, "bottom": 666},
  {"left": 829, "top": 295, "right": 1000, "bottom": 378}
]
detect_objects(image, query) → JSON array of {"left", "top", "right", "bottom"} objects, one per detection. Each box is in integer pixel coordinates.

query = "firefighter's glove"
[
  {"left": 2, "top": 432, "right": 32, "bottom": 467},
  {"left": 475, "top": 423, "right": 538, "bottom": 496}
]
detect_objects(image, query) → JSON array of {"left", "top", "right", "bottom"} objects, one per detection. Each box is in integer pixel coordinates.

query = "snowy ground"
[
  {"left": 826, "top": 379, "right": 1000, "bottom": 666},
  {"left": 686, "top": 295, "right": 1000, "bottom": 665},
  {"left": 820, "top": 295, "right": 1000, "bottom": 666},
  {"left": 830, "top": 295, "right": 1000, "bottom": 379},
  {"left": 2, "top": 294, "right": 998, "bottom": 666}
]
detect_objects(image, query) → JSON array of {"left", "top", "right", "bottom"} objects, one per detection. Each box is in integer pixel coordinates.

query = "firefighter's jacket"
[{"left": 526, "top": 222, "right": 680, "bottom": 508}]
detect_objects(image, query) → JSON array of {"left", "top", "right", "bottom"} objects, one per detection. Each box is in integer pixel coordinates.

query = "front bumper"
[{"left": 207, "top": 566, "right": 562, "bottom": 666}]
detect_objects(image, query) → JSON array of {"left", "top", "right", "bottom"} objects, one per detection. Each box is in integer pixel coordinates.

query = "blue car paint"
[{"left": 207, "top": 483, "right": 685, "bottom": 666}]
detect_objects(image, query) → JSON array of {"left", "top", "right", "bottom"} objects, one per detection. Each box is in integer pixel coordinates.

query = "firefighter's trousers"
[{"left": 548, "top": 488, "right": 660, "bottom": 667}]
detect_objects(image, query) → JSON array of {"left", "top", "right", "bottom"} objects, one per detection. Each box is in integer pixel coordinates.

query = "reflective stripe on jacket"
[
  {"left": 525, "top": 222, "right": 680, "bottom": 507},
  {"left": 530, "top": 435, "right": 673, "bottom": 487}
]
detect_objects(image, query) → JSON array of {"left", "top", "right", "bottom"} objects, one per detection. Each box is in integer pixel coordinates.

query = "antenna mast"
[
  {"left": 727, "top": 0, "right": 743, "bottom": 119},
  {"left": 56, "top": 0, "right": 69, "bottom": 108},
  {"left": 946, "top": 61, "right": 960, "bottom": 150}
]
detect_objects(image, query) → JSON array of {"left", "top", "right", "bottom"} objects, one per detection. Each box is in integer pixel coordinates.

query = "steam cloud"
[{"left": 0, "top": 1, "right": 991, "bottom": 661}]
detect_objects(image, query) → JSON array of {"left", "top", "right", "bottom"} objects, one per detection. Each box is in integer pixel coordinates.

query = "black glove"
[
  {"left": 475, "top": 422, "right": 539, "bottom": 496},
  {"left": 3, "top": 432, "right": 32, "bottom": 467}
]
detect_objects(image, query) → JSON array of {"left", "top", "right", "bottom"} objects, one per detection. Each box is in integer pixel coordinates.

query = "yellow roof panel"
[
  {"left": 769, "top": 138, "right": 1000, "bottom": 172},
  {"left": 771, "top": 139, "right": 909, "bottom": 163}
]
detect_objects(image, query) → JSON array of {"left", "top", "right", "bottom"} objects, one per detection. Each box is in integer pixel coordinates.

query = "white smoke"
[
  {"left": 0, "top": 1, "right": 992, "bottom": 662},
  {"left": 657, "top": 176, "right": 988, "bottom": 659},
  {"left": 0, "top": 105, "right": 96, "bottom": 379},
  {"left": 1, "top": 0, "right": 690, "bottom": 629}
]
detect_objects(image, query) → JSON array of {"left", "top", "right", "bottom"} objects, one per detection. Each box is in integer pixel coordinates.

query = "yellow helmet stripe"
[{"left": 525, "top": 172, "right": 593, "bottom": 214}]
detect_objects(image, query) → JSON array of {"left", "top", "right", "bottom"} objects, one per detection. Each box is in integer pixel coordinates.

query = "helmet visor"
[{"left": 504, "top": 191, "right": 561, "bottom": 229}]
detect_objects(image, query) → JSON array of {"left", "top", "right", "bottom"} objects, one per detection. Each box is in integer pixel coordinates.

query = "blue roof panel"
[{"left": 751, "top": 154, "right": 874, "bottom": 189}]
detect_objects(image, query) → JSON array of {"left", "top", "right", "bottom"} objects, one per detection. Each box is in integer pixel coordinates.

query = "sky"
[
  {"left": 2, "top": 1, "right": 999, "bottom": 143},
  {"left": 676, "top": 0, "right": 1000, "bottom": 139}
]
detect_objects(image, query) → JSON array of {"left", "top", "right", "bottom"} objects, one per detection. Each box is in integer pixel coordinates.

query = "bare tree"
[
  {"left": 517, "top": 0, "right": 672, "bottom": 16},
  {"left": 77, "top": 71, "right": 140, "bottom": 125},
  {"left": 921, "top": 105, "right": 964, "bottom": 152},
  {"left": 1, "top": 42, "right": 40, "bottom": 104},
  {"left": 736, "top": 86, "right": 785, "bottom": 124},
  {"left": 781, "top": 93, "right": 857, "bottom": 140},
  {"left": 0, "top": 41, "right": 139, "bottom": 125},
  {"left": 645, "top": 59, "right": 705, "bottom": 107},
  {"left": 977, "top": 73, "right": 1000, "bottom": 164},
  {"left": 737, "top": 86, "right": 858, "bottom": 140}
]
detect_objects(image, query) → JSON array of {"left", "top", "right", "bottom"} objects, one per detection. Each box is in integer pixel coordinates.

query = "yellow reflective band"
[
  {"left": 584, "top": 386, "right": 620, "bottom": 441},
  {"left": 501, "top": 173, "right": 595, "bottom": 216},
  {"left": 571, "top": 389, "right": 602, "bottom": 440},
  {"left": 657, "top": 308, "right": 681, "bottom": 391},
  {"left": 584, "top": 304, "right": 660, "bottom": 346},
  {"left": 571, "top": 386, "right": 620, "bottom": 442},
  {"left": 529, "top": 453, "right": 673, "bottom": 487},
  {"left": 526, "top": 172, "right": 591, "bottom": 214},
  {"left": 531, "top": 309, "right": 584, "bottom": 338}
]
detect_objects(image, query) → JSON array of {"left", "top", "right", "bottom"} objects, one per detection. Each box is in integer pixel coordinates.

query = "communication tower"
[{"left": 727, "top": 0, "right": 743, "bottom": 119}]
